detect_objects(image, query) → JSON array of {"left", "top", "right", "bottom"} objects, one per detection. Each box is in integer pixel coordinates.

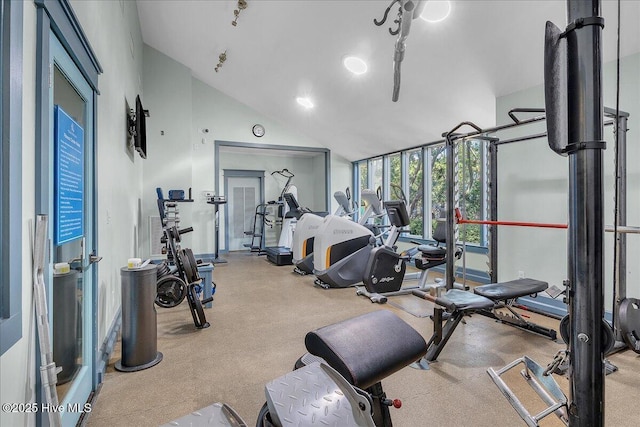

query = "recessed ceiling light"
[
  {"left": 420, "top": 0, "right": 451, "bottom": 23},
  {"left": 296, "top": 97, "right": 314, "bottom": 109},
  {"left": 343, "top": 56, "right": 368, "bottom": 75}
]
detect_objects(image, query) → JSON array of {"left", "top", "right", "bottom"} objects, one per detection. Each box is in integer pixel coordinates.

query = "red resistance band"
[{"left": 454, "top": 208, "right": 568, "bottom": 229}]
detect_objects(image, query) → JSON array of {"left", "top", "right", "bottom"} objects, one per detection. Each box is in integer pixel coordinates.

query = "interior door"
[
  {"left": 225, "top": 173, "right": 263, "bottom": 251},
  {"left": 46, "top": 34, "right": 97, "bottom": 427}
]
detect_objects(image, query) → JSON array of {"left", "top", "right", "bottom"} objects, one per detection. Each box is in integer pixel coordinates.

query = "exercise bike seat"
[
  {"left": 474, "top": 278, "right": 548, "bottom": 301},
  {"left": 305, "top": 310, "right": 427, "bottom": 389},
  {"left": 418, "top": 244, "right": 446, "bottom": 257}
]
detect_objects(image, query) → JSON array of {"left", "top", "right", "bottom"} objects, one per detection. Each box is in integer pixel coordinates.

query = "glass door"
[{"left": 47, "top": 34, "right": 96, "bottom": 427}]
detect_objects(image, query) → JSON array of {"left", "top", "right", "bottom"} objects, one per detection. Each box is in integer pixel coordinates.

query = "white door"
[{"left": 226, "top": 175, "right": 262, "bottom": 251}]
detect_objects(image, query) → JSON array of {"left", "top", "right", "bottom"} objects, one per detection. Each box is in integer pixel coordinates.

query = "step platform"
[
  {"left": 161, "top": 362, "right": 375, "bottom": 427},
  {"left": 265, "top": 362, "right": 375, "bottom": 427},
  {"left": 264, "top": 246, "right": 293, "bottom": 265}
]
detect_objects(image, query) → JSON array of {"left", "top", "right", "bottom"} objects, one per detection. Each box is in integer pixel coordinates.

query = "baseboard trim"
[{"left": 97, "top": 307, "right": 121, "bottom": 384}]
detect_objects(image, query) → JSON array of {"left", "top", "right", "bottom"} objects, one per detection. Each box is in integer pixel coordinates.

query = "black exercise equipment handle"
[
  {"left": 508, "top": 108, "right": 546, "bottom": 124},
  {"left": 178, "top": 227, "right": 193, "bottom": 235}
]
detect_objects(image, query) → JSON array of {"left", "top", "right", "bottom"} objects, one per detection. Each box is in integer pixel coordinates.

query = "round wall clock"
[{"left": 252, "top": 124, "right": 265, "bottom": 137}]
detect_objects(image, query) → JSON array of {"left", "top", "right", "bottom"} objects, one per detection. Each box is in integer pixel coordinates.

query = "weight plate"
[
  {"left": 187, "top": 284, "right": 209, "bottom": 329},
  {"left": 155, "top": 275, "right": 186, "bottom": 308},
  {"left": 559, "top": 314, "right": 569, "bottom": 344},
  {"left": 559, "top": 314, "right": 615, "bottom": 354},
  {"left": 179, "top": 249, "right": 200, "bottom": 284},
  {"left": 620, "top": 298, "right": 640, "bottom": 354},
  {"left": 156, "top": 261, "right": 171, "bottom": 278}
]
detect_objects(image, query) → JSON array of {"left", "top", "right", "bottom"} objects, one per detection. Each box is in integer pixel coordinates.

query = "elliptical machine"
[
  {"left": 291, "top": 188, "right": 356, "bottom": 275},
  {"left": 312, "top": 189, "right": 386, "bottom": 288}
]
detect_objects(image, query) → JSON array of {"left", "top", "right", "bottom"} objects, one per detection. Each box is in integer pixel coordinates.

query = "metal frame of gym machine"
[{"left": 439, "top": 2, "right": 624, "bottom": 423}]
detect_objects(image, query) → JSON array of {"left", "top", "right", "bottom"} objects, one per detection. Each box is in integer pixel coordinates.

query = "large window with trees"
[
  {"left": 388, "top": 153, "right": 402, "bottom": 199},
  {"left": 458, "top": 139, "right": 485, "bottom": 244},
  {"left": 358, "top": 160, "right": 367, "bottom": 191},
  {"left": 407, "top": 149, "right": 424, "bottom": 236},
  {"left": 354, "top": 139, "right": 488, "bottom": 246},
  {"left": 370, "top": 157, "right": 383, "bottom": 193}
]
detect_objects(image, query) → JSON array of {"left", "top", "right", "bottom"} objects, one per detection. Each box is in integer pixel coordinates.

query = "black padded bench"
[
  {"left": 412, "top": 289, "right": 495, "bottom": 364},
  {"left": 474, "top": 278, "right": 557, "bottom": 340},
  {"left": 304, "top": 310, "right": 428, "bottom": 389},
  {"left": 474, "top": 278, "right": 548, "bottom": 300},
  {"left": 302, "top": 310, "right": 427, "bottom": 425}
]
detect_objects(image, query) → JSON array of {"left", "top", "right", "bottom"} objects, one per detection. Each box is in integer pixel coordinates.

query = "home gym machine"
[
  {"left": 487, "top": 2, "right": 612, "bottom": 425},
  {"left": 162, "top": 310, "right": 428, "bottom": 427},
  {"left": 155, "top": 188, "right": 213, "bottom": 329}
]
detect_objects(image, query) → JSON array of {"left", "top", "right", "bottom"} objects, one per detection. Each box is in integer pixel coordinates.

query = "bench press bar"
[
  {"left": 605, "top": 225, "right": 640, "bottom": 234},
  {"left": 455, "top": 208, "right": 568, "bottom": 229}
]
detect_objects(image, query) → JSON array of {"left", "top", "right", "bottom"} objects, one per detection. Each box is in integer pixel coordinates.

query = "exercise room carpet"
[
  {"left": 388, "top": 294, "right": 434, "bottom": 318},
  {"left": 86, "top": 252, "right": 640, "bottom": 427}
]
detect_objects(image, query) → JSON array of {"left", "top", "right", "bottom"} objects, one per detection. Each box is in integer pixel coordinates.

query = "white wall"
[
  {"left": 495, "top": 52, "right": 640, "bottom": 311},
  {"left": 141, "top": 46, "right": 352, "bottom": 257},
  {"left": 0, "top": 1, "right": 144, "bottom": 426},
  {"left": 70, "top": 0, "right": 146, "bottom": 348}
]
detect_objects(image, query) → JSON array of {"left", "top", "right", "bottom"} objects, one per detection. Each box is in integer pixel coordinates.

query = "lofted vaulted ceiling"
[{"left": 137, "top": 1, "right": 640, "bottom": 161}]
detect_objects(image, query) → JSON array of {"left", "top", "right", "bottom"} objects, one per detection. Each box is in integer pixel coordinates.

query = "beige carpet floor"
[{"left": 85, "top": 252, "right": 640, "bottom": 426}]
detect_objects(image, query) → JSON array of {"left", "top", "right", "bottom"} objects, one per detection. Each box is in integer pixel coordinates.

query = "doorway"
[
  {"left": 224, "top": 170, "right": 264, "bottom": 251},
  {"left": 36, "top": 31, "right": 98, "bottom": 427}
]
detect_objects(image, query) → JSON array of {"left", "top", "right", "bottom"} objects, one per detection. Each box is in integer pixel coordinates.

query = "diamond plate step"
[{"left": 265, "top": 362, "right": 375, "bottom": 427}]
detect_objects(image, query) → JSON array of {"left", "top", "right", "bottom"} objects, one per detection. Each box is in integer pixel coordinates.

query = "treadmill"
[{"left": 265, "top": 193, "right": 309, "bottom": 266}]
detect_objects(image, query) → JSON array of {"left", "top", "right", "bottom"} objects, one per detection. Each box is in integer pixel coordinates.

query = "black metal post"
[
  {"left": 566, "top": 0, "right": 605, "bottom": 425},
  {"left": 445, "top": 134, "right": 455, "bottom": 290},
  {"left": 613, "top": 115, "right": 628, "bottom": 341},
  {"left": 488, "top": 142, "right": 498, "bottom": 284}
]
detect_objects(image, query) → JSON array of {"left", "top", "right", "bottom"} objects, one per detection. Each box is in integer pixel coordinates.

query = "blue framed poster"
[{"left": 54, "top": 105, "right": 84, "bottom": 245}]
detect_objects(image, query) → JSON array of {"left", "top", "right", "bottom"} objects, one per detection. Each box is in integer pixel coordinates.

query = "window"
[
  {"left": 407, "top": 149, "right": 423, "bottom": 236},
  {"left": 1, "top": 0, "right": 23, "bottom": 355},
  {"left": 389, "top": 153, "right": 402, "bottom": 200},
  {"left": 353, "top": 139, "right": 488, "bottom": 246},
  {"left": 369, "top": 157, "right": 383, "bottom": 193},
  {"left": 429, "top": 144, "right": 447, "bottom": 229},
  {"left": 457, "top": 139, "right": 485, "bottom": 244},
  {"left": 358, "top": 160, "right": 368, "bottom": 191}
]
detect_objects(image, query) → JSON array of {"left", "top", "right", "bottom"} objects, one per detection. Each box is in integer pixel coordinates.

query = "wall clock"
[{"left": 252, "top": 124, "right": 265, "bottom": 137}]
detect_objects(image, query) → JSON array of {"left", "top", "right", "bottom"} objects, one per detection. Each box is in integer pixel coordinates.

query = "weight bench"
[
  {"left": 412, "top": 289, "right": 495, "bottom": 367},
  {"left": 301, "top": 310, "right": 428, "bottom": 425},
  {"left": 473, "top": 278, "right": 557, "bottom": 340}
]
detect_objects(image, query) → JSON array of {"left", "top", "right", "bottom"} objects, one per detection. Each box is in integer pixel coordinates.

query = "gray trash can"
[{"left": 115, "top": 264, "right": 163, "bottom": 372}]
